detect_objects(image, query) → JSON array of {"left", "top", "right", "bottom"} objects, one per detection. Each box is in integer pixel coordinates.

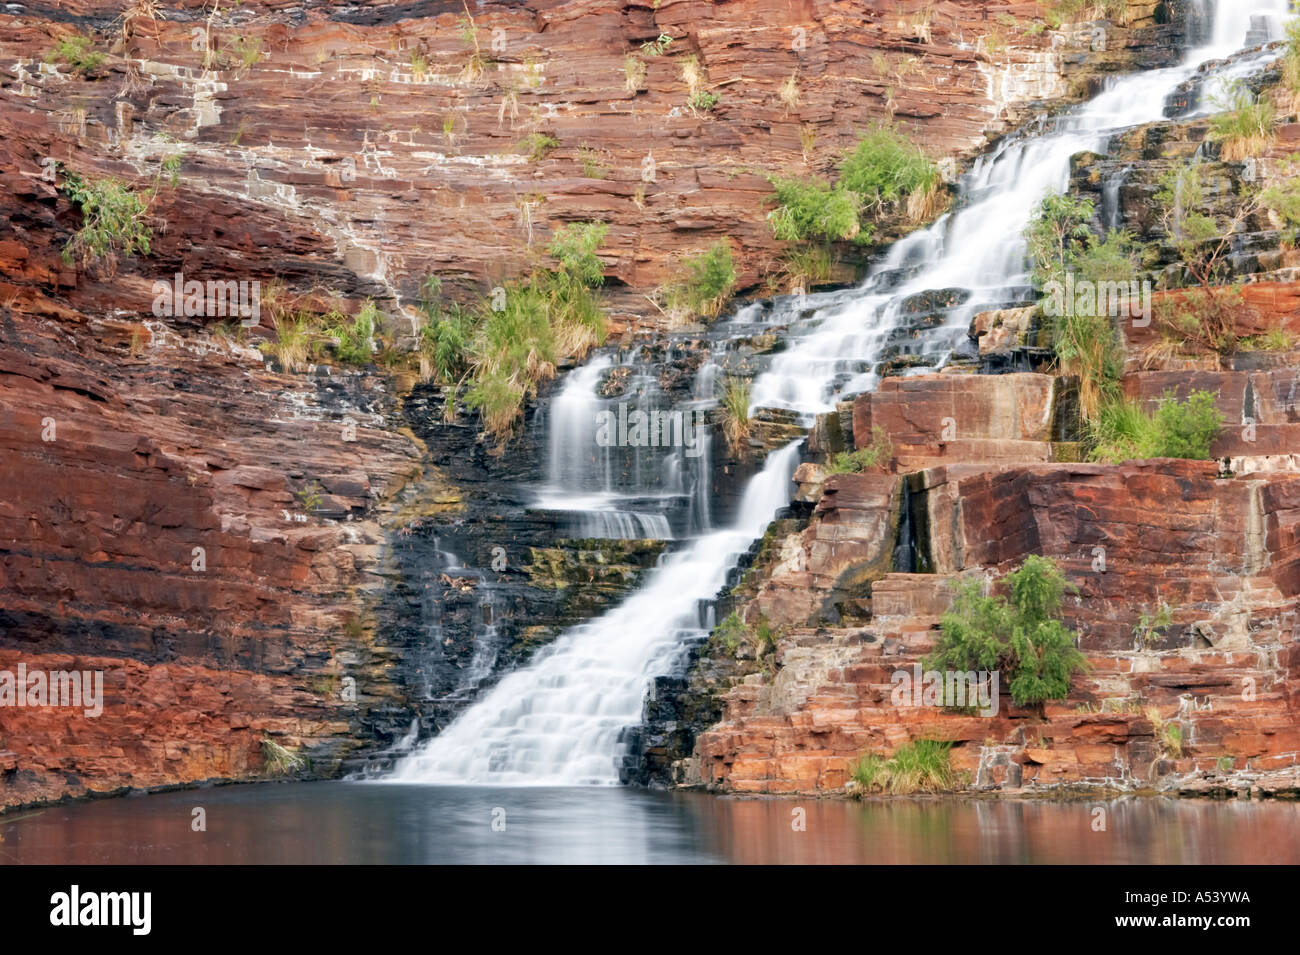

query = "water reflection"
[{"left": 2, "top": 783, "right": 1297, "bottom": 865}]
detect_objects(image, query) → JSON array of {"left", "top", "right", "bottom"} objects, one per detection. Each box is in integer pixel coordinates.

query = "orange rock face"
[
  {"left": 0, "top": 307, "right": 422, "bottom": 808},
  {"left": 691, "top": 370, "right": 1300, "bottom": 797}
]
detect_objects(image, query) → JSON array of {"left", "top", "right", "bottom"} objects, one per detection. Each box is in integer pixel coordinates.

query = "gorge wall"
[{"left": 0, "top": 0, "right": 1232, "bottom": 810}]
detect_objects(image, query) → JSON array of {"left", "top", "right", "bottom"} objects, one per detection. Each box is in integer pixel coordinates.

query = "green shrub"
[
  {"left": 466, "top": 269, "right": 608, "bottom": 439},
  {"left": 1025, "top": 191, "right": 1095, "bottom": 286},
  {"left": 1089, "top": 389, "right": 1223, "bottom": 463},
  {"left": 228, "top": 35, "right": 265, "bottom": 73},
  {"left": 260, "top": 311, "right": 315, "bottom": 373},
  {"left": 623, "top": 55, "right": 646, "bottom": 93},
  {"left": 1284, "top": 18, "right": 1300, "bottom": 105},
  {"left": 1239, "top": 327, "right": 1297, "bottom": 351},
  {"left": 766, "top": 124, "right": 940, "bottom": 247},
  {"left": 577, "top": 146, "right": 610, "bottom": 179},
  {"left": 640, "top": 33, "right": 672, "bottom": 57},
  {"left": 420, "top": 303, "right": 476, "bottom": 384},
  {"left": 850, "top": 740, "right": 954, "bottom": 795},
  {"left": 766, "top": 175, "right": 861, "bottom": 242},
  {"left": 1150, "top": 389, "right": 1224, "bottom": 459},
  {"left": 1089, "top": 397, "right": 1158, "bottom": 463},
  {"left": 1260, "top": 154, "right": 1300, "bottom": 246},
  {"left": 714, "top": 610, "right": 747, "bottom": 654},
  {"left": 418, "top": 276, "right": 478, "bottom": 385},
  {"left": 325, "top": 300, "right": 376, "bottom": 364},
  {"left": 839, "top": 123, "right": 939, "bottom": 213},
  {"left": 518, "top": 132, "right": 559, "bottom": 161},
  {"left": 547, "top": 221, "right": 607, "bottom": 287},
  {"left": 929, "top": 555, "right": 1088, "bottom": 707},
  {"left": 1133, "top": 601, "right": 1173, "bottom": 649},
  {"left": 1024, "top": 193, "right": 1134, "bottom": 422},
  {"left": 779, "top": 244, "right": 835, "bottom": 291},
  {"left": 1208, "top": 81, "right": 1275, "bottom": 161},
  {"left": 667, "top": 240, "right": 735, "bottom": 320},
  {"left": 689, "top": 89, "right": 719, "bottom": 112},
  {"left": 720, "top": 376, "right": 751, "bottom": 454},
  {"left": 46, "top": 33, "right": 104, "bottom": 74},
  {"left": 711, "top": 610, "right": 778, "bottom": 658},
  {"left": 825, "top": 425, "right": 892, "bottom": 474},
  {"left": 60, "top": 172, "right": 153, "bottom": 271},
  {"left": 1043, "top": 0, "right": 1129, "bottom": 29},
  {"left": 420, "top": 226, "right": 611, "bottom": 440},
  {"left": 1156, "top": 161, "right": 1226, "bottom": 280}
]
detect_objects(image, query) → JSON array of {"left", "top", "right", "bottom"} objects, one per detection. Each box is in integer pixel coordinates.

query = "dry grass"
[
  {"left": 680, "top": 54, "right": 704, "bottom": 98},
  {"left": 779, "top": 71, "right": 800, "bottom": 114},
  {"left": 905, "top": 174, "right": 948, "bottom": 222},
  {"left": 623, "top": 54, "right": 646, "bottom": 94}
]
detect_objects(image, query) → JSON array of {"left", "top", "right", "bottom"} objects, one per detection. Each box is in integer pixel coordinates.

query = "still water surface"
[{"left": 3, "top": 782, "right": 1299, "bottom": 864}]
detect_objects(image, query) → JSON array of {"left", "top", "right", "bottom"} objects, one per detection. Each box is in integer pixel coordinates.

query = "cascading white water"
[
  {"left": 387, "top": 441, "right": 802, "bottom": 784},
  {"left": 751, "top": 1, "right": 1290, "bottom": 418},
  {"left": 530, "top": 347, "right": 717, "bottom": 540},
  {"left": 388, "top": 0, "right": 1289, "bottom": 786}
]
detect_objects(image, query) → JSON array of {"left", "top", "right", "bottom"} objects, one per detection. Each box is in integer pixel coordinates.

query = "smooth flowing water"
[
  {"left": 6, "top": 783, "right": 1300, "bottom": 864},
  {"left": 388, "top": 1, "right": 1291, "bottom": 787}
]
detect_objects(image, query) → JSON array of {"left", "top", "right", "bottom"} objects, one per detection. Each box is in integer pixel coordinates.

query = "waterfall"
[
  {"left": 385, "top": 0, "right": 1290, "bottom": 786},
  {"left": 387, "top": 441, "right": 803, "bottom": 785},
  {"left": 530, "top": 350, "right": 709, "bottom": 540}
]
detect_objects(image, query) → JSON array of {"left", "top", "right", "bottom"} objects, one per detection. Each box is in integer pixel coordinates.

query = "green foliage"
[
  {"left": 1024, "top": 193, "right": 1136, "bottom": 423},
  {"left": 260, "top": 312, "right": 314, "bottom": 373},
  {"left": 547, "top": 221, "right": 608, "bottom": 287},
  {"left": 324, "top": 300, "right": 376, "bottom": 364},
  {"left": 1149, "top": 389, "right": 1224, "bottom": 459},
  {"left": 851, "top": 740, "right": 954, "bottom": 795},
  {"left": 161, "top": 152, "right": 183, "bottom": 187},
  {"left": 623, "top": 55, "right": 647, "bottom": 93},
  {"left": 1260, "top": 154, "right": 1300, "bottom": 246},
  {"left": 765, "top": 124, "right": 939, "bottom": 247},
  {"left": 295, "top": 481, "right": 323, "bottom": 514},
  {"left": 714, "top": 610, "right": 747, "bottom": 655},
  {"left": 420, "top": 294, "right": 478, "bottom": 385},
  {"left": 838, "top": 123, "right": 940, "bottom": 212},
  {"left": 711, "top": 610, "right": 779, "bottom": 659},
  {"left": 1208, "top": 81, "right": 1275, "bottom": 161},
  {"left": 518, "top": 132, "right": 559, "bottom": 161},
  {"left": 849, "top": 753, "right": 887, "bottom": 789},
  {"left": 666, "top": 240, "right": 736, "bottom": 320},
  {"left": 1043, "top": 0, "right": 1129, "bottom": 29},
  {"left": 766, "top": 175, "right": 861, "bottom": 242},
  {"left": 1239, "top": 326, "right": 1298, "bottom": 351},
  {"left": 640, "top": 33, "right": 672, "bottom": 57},
  {"left": 228, "top": 35, "right": 265, "bottom": 73},
  {"left": 1089, "top": 390, "right": 1224, "bottom": 463},
  {"left": 577, "top": 146, "right": 610, "bottom": 179},
  {"left": 825, "top": 426, "right": 892, "bottom": 474},
  {"left": 1285, "top": 18, "right": 1300, "bottom": 101},
  {"left": 1133, "top": 601, "right": 1173, "bottom": 649},
  {"left": 453, "top": 227, "right": 610, "bottom": 440},
  {"left": 60, "top": 172, "right": 153, "bottom": 271},
  {"left": 1156, "top": 161, "right": 1224, "bottom": 279},
  {"left": 779, "top": 244, "right": 835, "bottom": 291},
  {"left": 47, "top": 33, "right": 104, "bottom": 74},
  {"left": 720, "top": 376, "right": 751, "bottom": 454},
  {"left": 689, "top": 89, "right": 719, "bottom": 112},
  {"left": 1024, "top": 191, "right": 1095, "bottom": 287},
  {"left": 930, "top": 555, "right": 1088, "bottom": 707}
]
